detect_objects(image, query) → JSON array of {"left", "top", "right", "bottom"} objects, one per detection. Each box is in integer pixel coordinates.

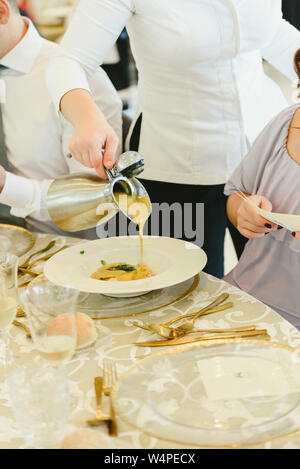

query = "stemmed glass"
[
  {"left": 10, "top": 279, "right": 79, "bottom": 448},
  {"left": 0, "top": 253, "right": 19, "bottom": 346},
  {"left": 0, "top": 235, "right": 12, "bottom": 255},
  {"left": 7, "top": 357, "right": 70, "bottom": 448},
  {"left": 19, "top": 279, "right": 79, "bottom": 364}
]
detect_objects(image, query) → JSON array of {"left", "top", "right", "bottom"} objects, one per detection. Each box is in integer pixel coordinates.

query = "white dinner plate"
[{"left": 44, "top": 236, "right": 207, "bottom": 297}]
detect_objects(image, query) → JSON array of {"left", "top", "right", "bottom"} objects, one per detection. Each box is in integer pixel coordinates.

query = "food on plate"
[
  {"left": 46, "top": 312, "right": 97, "bottom": 347},
  {"left": 91, "top": 262, "right": 153, "bottom": 281},
  {"left": 89, "top": 191, "right": 152, "bottom": 282}
]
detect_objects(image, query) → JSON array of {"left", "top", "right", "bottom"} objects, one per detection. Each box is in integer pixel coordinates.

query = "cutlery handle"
[
  {"left": 13, "top": 320, "right": 31, "bottom": 338},
  {"left": 94, "top": 377, "right": 104, "bottom": 418},
  {"left": 186, "top": 325, "right": 257, "bottom": 335},
  {"left": 133, "top": 329, "right": 270, "bottom": 347},
  {"left": 107, "top": 402, "right": 118, "bottom": 437},
  {"left": 166, "top": 301, "right": 232, "bottom": 326},
  {"left": 191, "top": 293, "right": 229, "bottom": 322},
  {"left": 18, "top": 267, "right": 41, "bottom": 276},
  {"left": 19, "top": 240, "right": 56, "bottom": 268},
  {"left": 26, "top": 246, "right": 69, "bottom": 270},
  {"left": 95, "top": 377, "right": 103, "bottom": 407}
]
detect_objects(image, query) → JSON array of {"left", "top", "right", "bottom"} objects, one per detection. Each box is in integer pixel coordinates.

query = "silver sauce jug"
[{"left": 46, "top": 152, "right": 151, "bottom": 232}]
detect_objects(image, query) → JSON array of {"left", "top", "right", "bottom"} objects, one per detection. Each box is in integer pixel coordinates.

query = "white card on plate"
[{"left": 197, "top": 356, "right": 300, "bottom": 401}]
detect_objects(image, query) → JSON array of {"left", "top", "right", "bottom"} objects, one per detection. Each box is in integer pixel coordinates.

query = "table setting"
[
  {"left": 32, "top": 0, "right": 77, "bottom": 42},
  {"left": 2, "top": 152, "right": 300, "bottom": 450}
]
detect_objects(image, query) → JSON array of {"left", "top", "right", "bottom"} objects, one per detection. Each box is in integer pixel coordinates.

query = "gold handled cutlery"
[
  {"left": 165, "top": 293, "right": 230, "bottom": 327},
  {"left": 133, "top": 329, "right": 270, "bottom": 347},
  {"left": 23, "top": 245, "right": 69, "bottom": 271},
  {"left": 135, "top": 323, "right": 257, "bottom": 338},
  {"left": 103, "top": 360, "right": 118, "bottom": 436},
  {"left": 87, "top": 362, "right": 118, "bottom": 436},
  {"left": 146, "top": 302, "right": 234, "bottom": 339},
  {"left": 18, "top": 240, "right": 56, "bottom": 269},
  {"left": 144, "top": 293, "right": 230, "bottom": 334},
  {"left": 86, "top": 377, "right": 112, "bottom": 429},
  {"left": 13, "top": 320, "right": 31, "bottom": 338}
]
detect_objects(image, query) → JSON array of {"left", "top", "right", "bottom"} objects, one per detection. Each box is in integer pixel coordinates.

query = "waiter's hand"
[
  {"left": 68, "top": 116, "right": 119, "bottom": 179},
  {"left": 236, "top": 194, "right": 277, "bottom": 239},
  {"left": 60, "top": 89, "right": 119, "bottom": 179},
  {"left": 0, "top": 166, "right": 6, "bottom": 193}
]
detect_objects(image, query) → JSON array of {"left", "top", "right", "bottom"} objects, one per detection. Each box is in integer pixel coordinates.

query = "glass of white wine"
[
  {"left": 19, "top": 279, "right": 79, "bottom": 364},
  {"left": 0, "top": 253, "right": 19, "bottom": 343}
]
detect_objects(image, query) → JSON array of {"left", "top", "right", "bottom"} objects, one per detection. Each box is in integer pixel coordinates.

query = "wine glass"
[
  {"left": 7, "top": 357, "right": 70, "bottom": 448},
  {"left": 19, "top": 279, "right": 79, "bottom": 364},
  {"left": 0, "top": 235, "right": 12, "bottom": 255},
  {"left": 0, "top": 254, "right": 19, "bottom": 345}
]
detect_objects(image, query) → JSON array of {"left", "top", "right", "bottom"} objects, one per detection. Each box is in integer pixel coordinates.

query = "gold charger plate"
[
  {"left": 112, "top": 340, "right": 300, "bottom": 448},
  {"left": 29, "top": 275, "right": 199, "bottom": 320},
  {"left": 0, "top": 224, "right": 35, "bottom": 257}
]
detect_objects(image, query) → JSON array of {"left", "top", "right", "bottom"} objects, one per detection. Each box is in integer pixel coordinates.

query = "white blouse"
[{"left": 46, "top": 0, "right": 300, "bottom": 185}]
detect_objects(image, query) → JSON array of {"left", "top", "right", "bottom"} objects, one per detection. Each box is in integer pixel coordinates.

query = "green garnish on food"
[
  {"left": 101, "top": 260, "right": 107, "bottom": 265},
  {"left": 108, "top": 264, "right": 136, "bottom": 272},
  {"left": 80, "top": 250, "right": 85, "bottom": 255}
]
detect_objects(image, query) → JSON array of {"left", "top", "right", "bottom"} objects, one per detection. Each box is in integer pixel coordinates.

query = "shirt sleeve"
[
  {"left": 224, "top": 106, "right": 295, "bottom": 197},
  {"left": 262, "top": 18, "right": 300, "bottom": 81},
  {"left": 0, "top": 172, "right": 52, "bottom": 220},
  {"left": 46, "top": 0, "right": 134, "bottom": 112}
]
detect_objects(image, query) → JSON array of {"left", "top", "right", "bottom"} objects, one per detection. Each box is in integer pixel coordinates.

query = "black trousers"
[
  {"left": 129, "top": 114, "right": 247, "bottom": 278},
  {"left": 138, "top": 179, "right": 247, "bottom": 279},
  {"left": 282, "top": 0, "right": 300, "bottom": 30},
  {"left": 0, "top": 203, "right": 26, "bottom": 228}
]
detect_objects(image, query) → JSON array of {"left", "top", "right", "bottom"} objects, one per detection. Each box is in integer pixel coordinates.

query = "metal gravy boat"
[{"left": 46, "top": 151, "right": 151, "bottom": 232}]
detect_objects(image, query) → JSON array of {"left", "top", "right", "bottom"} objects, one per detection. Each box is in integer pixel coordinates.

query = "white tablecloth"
[{"left": 1, "top": 233, "right": 300, "bottom": 449}]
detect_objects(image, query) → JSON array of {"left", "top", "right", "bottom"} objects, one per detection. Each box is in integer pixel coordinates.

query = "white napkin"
[
  {"left": 239, "top": 194, "right": 300, "bottom": 232},
  {"left": 197, "top": 356, "right": 300, "bottom": 401}
]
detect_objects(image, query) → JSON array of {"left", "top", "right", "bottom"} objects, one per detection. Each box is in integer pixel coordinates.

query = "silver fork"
[
  {"left": 103, "top": 360, "right": 118, "bottom": 436},
  {"left": 103, "top": 359, "right": 118, "bottom": 396}
]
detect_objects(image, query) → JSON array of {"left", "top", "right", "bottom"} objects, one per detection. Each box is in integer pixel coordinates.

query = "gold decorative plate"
[
  {"left": 29, "top": 274, "right": 199, "bottom": 320},
  {"left": 112, "top": 340, "right": 300, "bottom": 448},
  {"left": 0, "top": 224, "right": 35, "bottom": 257}
]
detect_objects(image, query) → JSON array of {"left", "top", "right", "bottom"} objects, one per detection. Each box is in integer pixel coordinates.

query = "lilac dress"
[{"left": 224, "top": 103, "right": 300, "bottom": 328}]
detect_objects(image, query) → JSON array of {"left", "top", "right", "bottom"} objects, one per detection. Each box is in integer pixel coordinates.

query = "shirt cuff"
[{"left": 0, "top": 172, "right": 38, "bottom": 217}]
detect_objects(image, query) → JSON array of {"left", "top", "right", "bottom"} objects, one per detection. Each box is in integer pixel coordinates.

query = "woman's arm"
[{"left": 46, "top": 0, "right": 134, "bottom": 176}]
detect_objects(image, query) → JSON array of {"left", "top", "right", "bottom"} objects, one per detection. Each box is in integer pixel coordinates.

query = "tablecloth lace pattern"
[{"left": 1, "top": 234, "right": 300, "bottom": 449}]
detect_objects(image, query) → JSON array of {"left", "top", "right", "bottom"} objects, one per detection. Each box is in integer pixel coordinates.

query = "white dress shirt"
[
  {"left": 46, "top": 0, "right": 300, "bottom": 186},
  {"left": 0, "top": 18, "right": 122, "bottom": 234}
]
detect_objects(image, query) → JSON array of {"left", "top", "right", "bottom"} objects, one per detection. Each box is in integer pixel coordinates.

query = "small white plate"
[
  {"left": 44, "top": 236, "right": 207, "bottom": 298},
  {"left": 76, "top": 324, "right": 112, "bottom": 351}
]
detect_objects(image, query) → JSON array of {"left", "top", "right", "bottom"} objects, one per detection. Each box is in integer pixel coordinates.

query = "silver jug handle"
[{"left": 116, "top": 151, "right": 145, "bottom": 178}]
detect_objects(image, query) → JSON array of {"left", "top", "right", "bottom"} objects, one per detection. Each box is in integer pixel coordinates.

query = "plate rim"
[
  {"left": 29, "top": 274, "right": 200, "bottom": 320},
  {"left": 44, "top": 236, "right": 207, "bottom": 295},
  {"left": 0, "top": 223, "right": 35, "bottom": 256},
  {"left": 111, "top": 339, "right": 300, "bottom": 449}
]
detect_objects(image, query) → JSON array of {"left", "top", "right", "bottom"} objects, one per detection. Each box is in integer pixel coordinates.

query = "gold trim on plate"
[
  {"left": 94, "top": 274, "right": 200, "bottom": 321},
  {"left": 28, "top": 274, "right": 200, "bottom": 321},
  {"left": 111, "top": 339, "right": 300, "bottom": 449},
  {"left": 0, "top": 223, "right": 35, "bottom": 256}
]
